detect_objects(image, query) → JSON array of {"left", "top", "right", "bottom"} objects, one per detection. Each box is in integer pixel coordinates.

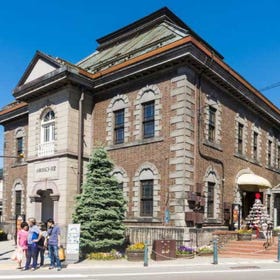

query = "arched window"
[
  {"left": 41, "top": 110, "right": 55, "bottom": 143},
  {"left": 38, "top": 109, "right": 55, "bottom": 157}
]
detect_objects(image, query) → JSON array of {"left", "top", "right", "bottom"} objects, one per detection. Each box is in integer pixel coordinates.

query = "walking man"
[{"left": 45, "top": 218, "right": 62, "bottom": 271}]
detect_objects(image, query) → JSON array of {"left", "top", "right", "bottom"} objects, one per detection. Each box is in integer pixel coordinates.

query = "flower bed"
[
  {"left": 126, "top": 242, "right": 145, "bottom": 262},
  {"left": 176, "top": 245, "right": 195, "bottom": 258}
]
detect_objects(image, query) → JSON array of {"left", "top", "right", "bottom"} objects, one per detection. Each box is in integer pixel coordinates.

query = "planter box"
[
  {"left": 197, "top": 252, "right": 213, "bottom": 256},
  {"left": 126, "top": 250, "right": 144, "bottom": 261},
  {"left": 237, "top": 233, "right": 252, "bottom": 241},
  {"left": 176, "top": 253, "right": 195, "bottom": 259}
]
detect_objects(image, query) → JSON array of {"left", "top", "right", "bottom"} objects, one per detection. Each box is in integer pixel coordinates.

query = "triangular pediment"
[{"left": 16, "top": 51, "right": 62, "bottom": 87}]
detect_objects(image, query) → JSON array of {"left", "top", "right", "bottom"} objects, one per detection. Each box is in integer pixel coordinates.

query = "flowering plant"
[
  {"left": 127, "top": 242, "right": 145, "bottom": 251},
  {"left": 197, "top": 245, "right": 213, "bottom": 254},
  {"left": 176, "top": 245, "right": 194, "bottom": 255},
  {"left": 236, "top": 228, "right": 252, "bottom": 234}
]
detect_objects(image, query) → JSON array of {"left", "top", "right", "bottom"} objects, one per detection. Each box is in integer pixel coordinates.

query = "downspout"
[
  {"left": 196, "top": 72, "right": 225, "bottom": 224},
  {"left": 77, "top": 90, "right": 85, "bottom": 194}
]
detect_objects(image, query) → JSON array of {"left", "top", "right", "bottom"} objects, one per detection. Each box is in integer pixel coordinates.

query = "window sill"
[
  {"left": 108, "top": 137, "right": 163, "bottom": 150},
  {"left": 203, "top": 140, "right": 223, "bottom": 152},
  {"left": 124, "top": 217, "right": 161, "bottom": 223}
]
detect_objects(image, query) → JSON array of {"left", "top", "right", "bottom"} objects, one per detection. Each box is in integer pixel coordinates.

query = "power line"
[{"left": 259, "top": 82, "right": 280, "bottom": 92}]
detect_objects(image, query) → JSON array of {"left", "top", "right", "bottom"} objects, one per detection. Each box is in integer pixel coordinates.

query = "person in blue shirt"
[
  {"left": 45, "top": 218, "right": 62, "bottom": 271},
  {"left": 22, "top": 217, "right": 41, "bottom": 271}
]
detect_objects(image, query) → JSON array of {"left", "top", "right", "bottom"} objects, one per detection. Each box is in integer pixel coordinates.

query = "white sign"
[
  {"left": 66, "top": 224, "right": 80, "bottom": 255},
  {"left": 34, "top": 161, "right": 58, "bottom": 180}
]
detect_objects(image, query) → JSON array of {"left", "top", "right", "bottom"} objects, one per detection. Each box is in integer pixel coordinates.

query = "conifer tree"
[{"left": 72, "top": 147, "right": 126, "bottom": 255}]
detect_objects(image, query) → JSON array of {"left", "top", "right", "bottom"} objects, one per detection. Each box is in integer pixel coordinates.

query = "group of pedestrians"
[{"left": 14, "top": 217, "right": 62, "bottom": 271}]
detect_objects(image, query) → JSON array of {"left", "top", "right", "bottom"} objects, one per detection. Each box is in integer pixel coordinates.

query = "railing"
[{"left": 37, "top": 142, "right": 55, "bottom": 157}]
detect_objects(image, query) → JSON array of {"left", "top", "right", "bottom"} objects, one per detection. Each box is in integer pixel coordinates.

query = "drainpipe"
[
  {"left": 196, "top": 72, "right": 225, "bottom": 224},
  {"left": 77, "top": 90, "right": 85, "bottom": 193}
]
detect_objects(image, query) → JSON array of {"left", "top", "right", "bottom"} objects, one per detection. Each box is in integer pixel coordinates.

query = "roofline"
[
  {"left": 96, "top": 7, "right": 223, "bottom": 59},
  {"left": 79, "top": 35, "right": 279, "bottom": 115}
]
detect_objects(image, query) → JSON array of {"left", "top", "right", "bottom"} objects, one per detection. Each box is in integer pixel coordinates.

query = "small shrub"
[
  {"left": 197, "top": 245, "right": 213, "bottom": 254},
  {"left": 87, "top": 249, "right": 123, "bottom": 260},
  {"left": 127, "top": 242, "right": 145, "bottom": 251},
  {"left": 236, "top": 228, "right": 252, "bottom": 234}
]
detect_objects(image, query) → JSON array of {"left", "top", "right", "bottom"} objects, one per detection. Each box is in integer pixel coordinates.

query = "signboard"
[
  {"left": 34, "top": 160, "right": 58, "bottom": 180},
  {"left": 232, "top": 204, "right": 240, "bottom": 230},
  {"left": 66, "top": 224, "right": 80, "bottom": 262}
]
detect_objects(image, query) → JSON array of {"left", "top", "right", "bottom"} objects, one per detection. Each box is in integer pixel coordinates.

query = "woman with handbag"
[{"left": 12, "top": 222, "right": 28, "bottom": 269}]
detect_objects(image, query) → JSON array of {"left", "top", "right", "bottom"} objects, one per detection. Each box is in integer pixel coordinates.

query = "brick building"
[{"left": 0, "top": 7, "right": 280, "bottom": 244}]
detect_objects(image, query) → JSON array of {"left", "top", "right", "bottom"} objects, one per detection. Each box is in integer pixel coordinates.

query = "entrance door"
[
  {"left": 40, "top": 190, "right": 54, "bottom": 223},
  {"left": 274, "top": 194, "right": 280, "bottom": 226}
]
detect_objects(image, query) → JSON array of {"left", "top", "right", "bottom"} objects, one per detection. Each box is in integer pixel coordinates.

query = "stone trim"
[
  {"left": 132, "top": 162, "right": 160, "bottom": 218},
  {"left": 204, "top": 97, "right": 222, "bottom": 145},
  {"left": 169, "top": 73, "right": 195, "bottom": 227},
  {"left": 203, "top": 166, "right": 221, "bottom": 221},
  {"left": 133, "top": 84, "right": 161, "bottom": 140},
  {"left": 112, "top": 166, "right": 129, "bottom": 216},
  {"left": 251, "top": 124, "right": 262, "bottom": 162},
  {"left": 12, "top": 179, "right": 25, "bottom": 217},
  {"left": 235, "top": 114, "right": 248, "bottom": 156}
]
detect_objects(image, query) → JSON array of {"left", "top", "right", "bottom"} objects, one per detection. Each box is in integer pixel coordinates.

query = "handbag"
[
  {"left": 11, "top": 247, "right": 23, "bottom": 262},
  {"left": 58, "top": 246, "right": 65, "bottom": 261}
]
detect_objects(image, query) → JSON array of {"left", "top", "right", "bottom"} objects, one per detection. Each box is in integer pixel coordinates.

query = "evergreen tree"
[{"left": 72, "top": 147, "right": 126, "bottom": 255}]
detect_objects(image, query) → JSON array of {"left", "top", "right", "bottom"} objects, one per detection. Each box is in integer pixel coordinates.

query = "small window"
[
  {"left": 143, "top": 101, "right": 155, "bottom": 138},
  {"left": 140, "top": 180, "right": 153, "bottom": 216},
  {"left": 237, "top": 123, "right": 244, "bottom": 154},
  {"left": 15, "top": 190, "right": 22, "bottom": 216},
  {"left": 208, "top": 106, "right": 216, "bottom": 142},
  {"left": 16, "top": 137, "right": 23, "bottom": 157},
  {"left": 114, "top": 109, "right": 124, "bottom": 144},
  {"left": 268, "top": 140, "right": 272, "bottom": 166},
  {"left": 277, "top": 145, "right": 280, "bottom": 169},
  {"left": 253, "top": 132, "right": 258, "bottom": 160},
  {"left": 207, "top": 182, "right": 215, "bottom": 218}
]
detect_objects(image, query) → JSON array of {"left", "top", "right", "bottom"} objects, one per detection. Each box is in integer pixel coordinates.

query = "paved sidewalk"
[{"left": 1, "top": 239, "right": 280, "bottom": 271}]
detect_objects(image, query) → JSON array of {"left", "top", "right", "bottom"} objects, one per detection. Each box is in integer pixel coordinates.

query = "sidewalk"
[{"left": 1, "top": 240, "right": 279, "bottom": 271}]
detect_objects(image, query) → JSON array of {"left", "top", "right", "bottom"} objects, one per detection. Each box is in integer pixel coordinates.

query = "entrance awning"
[{"left": 237, "top": 173, "right": 272, "bottom": 189}]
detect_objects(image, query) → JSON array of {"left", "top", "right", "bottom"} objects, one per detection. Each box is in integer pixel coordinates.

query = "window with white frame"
[{"left": 41, "top": 110, "right": 55, "bottom": 143}]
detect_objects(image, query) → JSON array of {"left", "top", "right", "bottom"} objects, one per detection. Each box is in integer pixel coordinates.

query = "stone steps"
[{"left": 219, "top": 237, "right": 279, "bottom": 259}]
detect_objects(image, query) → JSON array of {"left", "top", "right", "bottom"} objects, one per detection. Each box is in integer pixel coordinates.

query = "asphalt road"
[{"left": 1, "top": 264, "right": 280, "bottom": 280}]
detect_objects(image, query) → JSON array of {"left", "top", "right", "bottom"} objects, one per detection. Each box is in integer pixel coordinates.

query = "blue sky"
[{"left": 0, "top": 0, "right": 279, "bottom": 164}]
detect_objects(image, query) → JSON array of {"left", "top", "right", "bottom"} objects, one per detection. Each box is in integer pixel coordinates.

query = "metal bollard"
[
  {"left": 144, "top": 241, "right": 148, "bottom": 267},
  {"left": 277, "top": 233, "right": 280, "bottom": 262},
  {"left": 213, "top": 239, "right": 218, "bottom": 264}
]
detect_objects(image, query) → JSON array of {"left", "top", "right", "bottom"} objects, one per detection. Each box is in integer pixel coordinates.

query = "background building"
[{"left": 0, "top": 7, "right": 279, "bottom": 245}]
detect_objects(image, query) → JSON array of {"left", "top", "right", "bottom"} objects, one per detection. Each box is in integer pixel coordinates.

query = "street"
[{"left": 1, "top": 265, "right": 280, "bottom": 280}]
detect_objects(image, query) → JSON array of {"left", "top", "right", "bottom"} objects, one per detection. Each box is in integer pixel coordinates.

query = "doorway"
[
  {"left": 274, "top": 194, "right": 280, "bottom": 226},
  {"left": 242, "top": 191, "right": 262, "bottom": 219},
  {"left": 39, "top": 189, "right": 54, "bottom": 223}
]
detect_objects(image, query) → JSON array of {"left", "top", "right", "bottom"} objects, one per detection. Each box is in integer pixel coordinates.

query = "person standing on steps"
[
  {"left": 22, "top": 218, "right": 41, "bottom": 271},
  {"left": 45, "top": 218, "right": 62, "bottom": 271}
]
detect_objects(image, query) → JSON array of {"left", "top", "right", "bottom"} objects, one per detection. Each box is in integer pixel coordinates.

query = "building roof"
[{"left": 77, "top": 7, "right": 223, "bottom": 73}]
